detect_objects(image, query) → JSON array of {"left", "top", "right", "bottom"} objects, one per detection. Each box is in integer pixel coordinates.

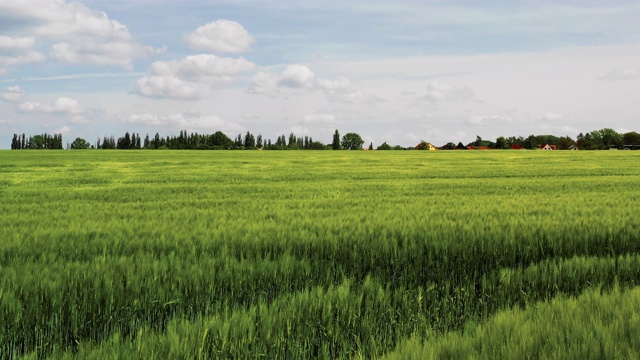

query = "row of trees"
[
  {"left": 10, "top": 128, "right": 640, "bottom": 151},
  {"left": 488, "top": 129, "right": 640, "bottom": 150},
  {"left": 10, "top": 130, "right": 365, "bottom": 151},
  {"left": 11, "top": 133, "right": 64, "bottom": 150}
]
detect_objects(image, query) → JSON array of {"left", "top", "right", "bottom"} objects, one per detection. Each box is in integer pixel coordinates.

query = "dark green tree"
[
  {"left": 623, "top": 131, "right": 640, "bottom": 145},
  {"left": 70, "top": 137, "right": 90, "bottom": 149},
  {"left": 557, "top": 136, "right": 577, "bottom": 150},
  {"left": 235, "top": 134, "right": 243, "bottom": 148},
  {"left": 494, "top": 136, "right": 508, "bottom": 149},
  {"left": 523, "top": 135, "right": 539, "bottom": 149},
  {"left": 30, "top": 135, "right": 45, "bottom": 149},
  {"left": 288, "top": 133, "right": 297, "bottom": 148},
  {"left": 377, "top": 142, "right": 392, "bottom": 150},
  {"left": 591, "top": 128, "right": 623, "bottom": 149},
  {"left": 244, "top": 131, "right": 256, "bottom": 149},
  {"left": 341, "top": 132, "right": 364, "bottom": 150},
  {"left": 332, "top": 129, "right": 341, "bottom": 150}
]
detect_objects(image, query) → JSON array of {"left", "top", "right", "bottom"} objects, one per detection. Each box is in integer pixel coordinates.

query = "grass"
[{"left": 1, "top": 150, "right": 639, "bottom": 358}]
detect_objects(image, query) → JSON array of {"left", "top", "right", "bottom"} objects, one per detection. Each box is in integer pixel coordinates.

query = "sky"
[{"left": 1, "top": 0, "right": 640, "bottom": 149}]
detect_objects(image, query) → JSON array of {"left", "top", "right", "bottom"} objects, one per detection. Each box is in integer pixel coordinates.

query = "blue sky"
[{"left": 1, "top": 0, "right": 640, "bottom": 148}]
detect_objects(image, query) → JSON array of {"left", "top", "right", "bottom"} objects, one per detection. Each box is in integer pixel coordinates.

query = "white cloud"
[
  {"left": 137, "top": 74, "right": 209, "bottom": 100},
  {"left": 421, "top": 81, "right": 476, "bottom": 103},
  {"left": 279, "top": 64, "right": 316, "bottom": 88},
  {"left": 0, "top": 86, "right": 25, "bottom": 103},
  {"left": 316, "top": 77, "right": 351, "bottom": 91},
  {"left": 542, "top": 112, "right": 563, "bottom": 121},
  {"left": 137, "top": 54, "right": 255, "bottom": 100},
  {"left": 52, "top": 125, "right": 71, "bottom": 135},
  {"left": 71, "top": 115, "right": 90, "bottom": 125},
  {"left": 316, "top": 76, "right": 381, "bottom": 103},
  {"left": 249, "top": 64, "right": 320, "bottom": 94},
  {"left": 302, "top": 113, "right": 336, "bottom": 124},
  {"left": 289, "top": 125, "right": 310, "bottom": 136},
  {"left": 49, "top": 41, "right": 163, "bottom": 70},
  {"left": 0, "top": 36, "right": 36, "bottom": 51},
  {"left": 560, "top": 126, "right": 580, "bottom": 135},
  {"left": 124, "top": 111, "right": 244, "bottom": 133},
  {"left": 249, "top": 64, "right": 379, "bottom": 102},
  {"left": 467, "top": 115, "right": 512, "bottom": 126},
  {"left": 404, "top": 132, "right": 421, "bottom": 143},
  {"left": 18, "top": 97, "right": 83, "bottom": 114},
  {"left": 599, "top": 67, "right": 640, "bottom": 81},
  {"left": 0, "top": 1, "right": 162, "bottom": 71},
  {"left": 247, "top": 72, "right": 280, "bottom": 95},
  {"left": 186, "top": 20, "right": 253, "bottom": 53},
  {"left": 0, "top": 35, "right": 45, "bottom": 72}
]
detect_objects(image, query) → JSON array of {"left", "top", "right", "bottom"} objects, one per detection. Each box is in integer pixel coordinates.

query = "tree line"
[
  {"left": 10, "top": 133, "right": 64, "bottom": 150},
  {"left": 10, "top": 127, "right": 640, "bottom": 151}
]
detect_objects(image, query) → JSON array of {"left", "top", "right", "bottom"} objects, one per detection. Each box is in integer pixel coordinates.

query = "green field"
[{"left": 1, "top": 150, "right": 640, "bottom": 359}]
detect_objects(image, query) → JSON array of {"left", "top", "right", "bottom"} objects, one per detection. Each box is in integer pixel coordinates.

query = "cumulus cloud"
[
  {"left": 186, "top": 20, "right": 253, "bottom": 53},
  {"left": 279, "top": 64, "right": 316, "bottom": 88},
  {"left": 250, "top": 64, "right": 318, "bottom": 92},
  {"left": 18, "top": 97, "right": 83, "bottom": 114},
  {"left": 0, "top": 1, "right": 162, "bottom": 71},
  {"left": 137, "top": 54, "right": 255, "bottom": 100},
  {"left": 0, "top": 86, "right": 25, "bottom": 103},
  {"left": 124, "top": 111, "right": 243, "bottom": 133},
  {"left": 249, "top": 64, "right": 378, "bottom": 102}
]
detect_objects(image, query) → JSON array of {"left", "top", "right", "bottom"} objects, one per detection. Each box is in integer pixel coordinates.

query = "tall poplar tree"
[{"left": 332, "top": 129, "right": 341, "bottom": 150}]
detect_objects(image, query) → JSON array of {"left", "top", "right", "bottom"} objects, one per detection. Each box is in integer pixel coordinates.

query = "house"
[
  {"left": 510, "top": 144, "right": 524, "bottom": 150},
  {"left": 415, "top": 142, "right": 437, "bottom": 150},
  {"left": 540, "top": 144, "right": 557, "bottom": 150},
  {"left": 466, "top": 146, "right": 490, "bottom": 150}
]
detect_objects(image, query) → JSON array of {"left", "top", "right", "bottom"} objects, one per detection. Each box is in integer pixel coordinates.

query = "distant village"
[
  {"left": 389, "top": 128, "right": 640, "bottom": 151},
  {"left": 415, "top": 142, "right": 640, "bottom": 151}
]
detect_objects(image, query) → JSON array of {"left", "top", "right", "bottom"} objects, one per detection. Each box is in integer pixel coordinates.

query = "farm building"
[
  {"left": 415, "top": 142, "right": 437, "bottom": 150},
  {"left": 540, "top": 144, "right": 558, "bottom": 150}
]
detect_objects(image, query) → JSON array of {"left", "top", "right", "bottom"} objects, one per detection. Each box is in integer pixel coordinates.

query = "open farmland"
[{"left": 1, "top": 150, "right": 640, "bottom": 359}]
